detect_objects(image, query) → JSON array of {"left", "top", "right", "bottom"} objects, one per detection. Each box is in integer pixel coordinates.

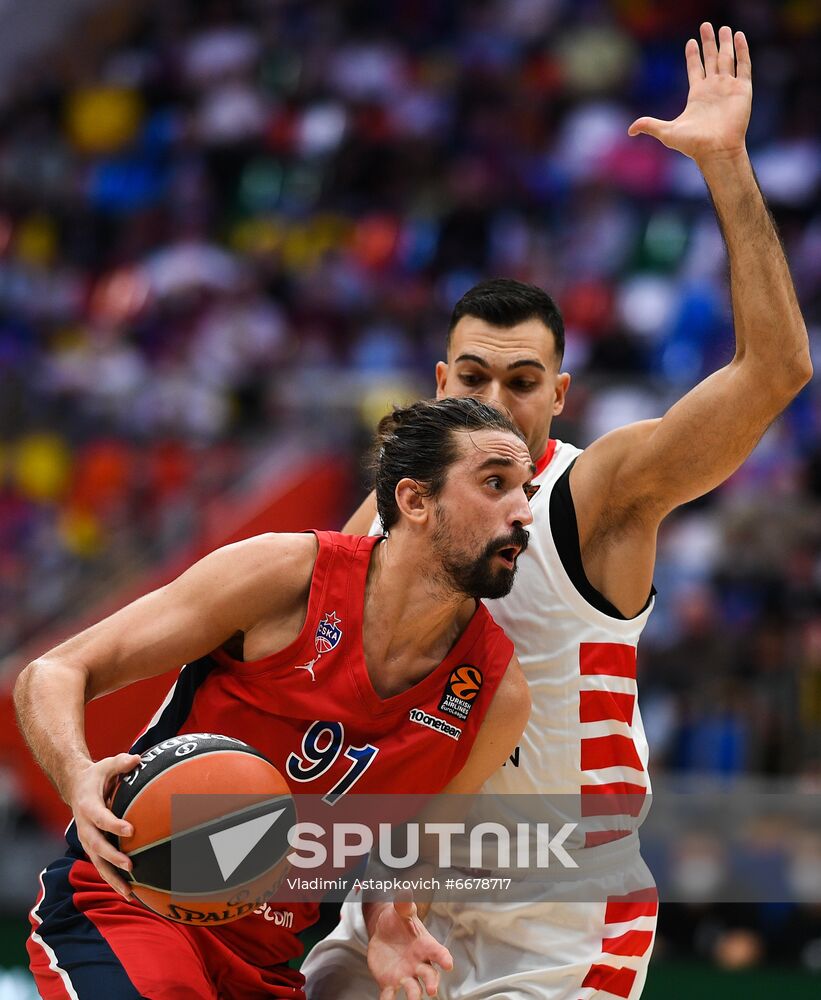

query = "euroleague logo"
[
  {"left": 450, "top": 665, "right": 483, "bottom": 700},
  {"left": 438, "top": 664, "right": 483, "bottom": 722}
]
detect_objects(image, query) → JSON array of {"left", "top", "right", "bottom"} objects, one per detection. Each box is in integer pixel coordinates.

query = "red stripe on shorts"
[
  {"left": 602, "top": 929, "right": 654, "bottom": 957},
  {"left": 581, "top": 782, "right": 646, "bottom": 817},
  {"left": 584, "top": 829, "right": 632, "bottom": 848},
  {"left": 581, "top": 964, "right": 637, "bottom": 998},
  {"left": 604, "top": 889, "right": 659, "bottom": 924}
]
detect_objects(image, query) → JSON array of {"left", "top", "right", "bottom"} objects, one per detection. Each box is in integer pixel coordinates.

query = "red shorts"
[{"left": 28, "top": 852, "right": 308, "bottom": 1000}]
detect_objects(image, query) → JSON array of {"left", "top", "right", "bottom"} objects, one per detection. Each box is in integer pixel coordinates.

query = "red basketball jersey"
[{"left": 91, "top": 531, "right": 513, "bottom": 993}]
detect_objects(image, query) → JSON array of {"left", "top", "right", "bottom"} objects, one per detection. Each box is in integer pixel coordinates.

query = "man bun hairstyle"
[
  {"left": 448, "top": 277, "right": 565, "bottom": 361},
  {"left": 373, "top": 397, "right": 525, "bottom": 531}
]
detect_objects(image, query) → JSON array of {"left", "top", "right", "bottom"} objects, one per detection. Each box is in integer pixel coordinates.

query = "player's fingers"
[
  {"left": 436, "top": 945, "right": 454, "bottom": 972},
  {"left": 112, "top": 752, "right": 142, "bottom": 770},
  {"left": 94, "top": 752, "right": 139, "bottom": 778},
  {"left": 95, "top": 839, "right": 132, "bottom": 873},
  {"left": 399, "top": 977, "right": 421, "bottom": 1000},
  {"left": 100, "top": 754, "right": 141, "bottom": 805},
  {"left": 91, "top": 802, "right": 134, "bottom": 839},
  {"left": 103, "top": 753, "right": 142, "bottom": 788},
  {"left": 734, "top": 30, "right": 751, "bottom": 80},
  {"left": 716, "top": 25, "right": 734, "bottom": 75},
  {"left": 393, "top": 899, "right": 417, "bottom": 921},
  {"left": 415, "top": 962, "right": 439, "bottom": 996},
  {"left": 413, "top": 931, "right": 451, "bottom": 973},
  {"left": 627, "top": 117, "right": 671, "bottom": 142},
  {"left": 700, "top": 22, "right": 718, "bottom": 75},
  {"left": 94, "top": 856, "right": 134, "bottom": 899},
  {"left": 379, "top": 989, "right": 395, "bottom": 1000},
  {"left": 95, "top": 834, "right": 132, "bottom": 872},
  {"left": 81, "top": 822, "right": 132, "bottom": 871},
  {"left": 684, "top": 38, "right": 703, "bottom": 85},
  {"left": 78, "top": 809, "right": 131, "bottom": 857}
]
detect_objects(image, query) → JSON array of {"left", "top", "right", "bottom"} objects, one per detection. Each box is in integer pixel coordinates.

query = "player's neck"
[{"left": 361, "top": 535, "right": 474, "bottom": 697}]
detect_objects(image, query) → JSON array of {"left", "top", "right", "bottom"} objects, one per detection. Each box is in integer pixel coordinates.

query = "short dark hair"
[
  {"left": 372, "top": 397, "right": 525, "bottom": 531},
  {"left": 448, "top": 278, "right": 565, "bottom": 361}
]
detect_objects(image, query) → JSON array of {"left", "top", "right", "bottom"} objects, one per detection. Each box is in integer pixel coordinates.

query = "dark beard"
[{"left": 432, "top": 516, "right": 530, "bottom": 600}]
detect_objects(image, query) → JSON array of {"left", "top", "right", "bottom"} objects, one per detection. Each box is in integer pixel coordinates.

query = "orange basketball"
[{"left": 110, "top": 734, "right": 294, "bottom": 925}]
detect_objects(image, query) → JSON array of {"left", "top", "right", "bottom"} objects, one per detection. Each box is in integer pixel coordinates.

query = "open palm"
[
  {"left": 629, "top": 23, "right": 752, "bottom": 165},
  {"left": 367, "top": 901, "right": 453, "bottom": 1000}
]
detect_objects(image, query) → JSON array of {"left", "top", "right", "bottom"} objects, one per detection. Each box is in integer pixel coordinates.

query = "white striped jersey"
[{"left": 481, "top": 439, "right": 654, "bottom": 851}]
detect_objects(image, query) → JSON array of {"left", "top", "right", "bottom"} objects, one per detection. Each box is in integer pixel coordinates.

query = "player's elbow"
[
  {"left": 744, "top": 345, "right": 813, "bottom": 412},
  {"left": 791, "top": 353, "right": 814, "bottom": 393},
  {"left": 12, "top": 664, "right": 30, "bottom": 715},
  {"left": 14, "top": 657, "right": 88, "bottom": 719},
  {"left": 772, "top": 342, "right": 813, "bottom": 401},
  {"left": 12, "top": 660, "right": 41, "bottom": 728}
]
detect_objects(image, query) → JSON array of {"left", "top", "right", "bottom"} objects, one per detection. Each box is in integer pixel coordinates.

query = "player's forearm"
[
  {"left": 701, "top": 152, "right": 811, "bottom": 390},
  {"left": 13, "top": 658, "right": 94, "bottom": 805}
]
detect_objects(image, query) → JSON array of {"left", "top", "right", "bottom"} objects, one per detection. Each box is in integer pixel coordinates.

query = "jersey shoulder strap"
[{"left": 547, "top": 459, "right": 655, "bottom": 619}]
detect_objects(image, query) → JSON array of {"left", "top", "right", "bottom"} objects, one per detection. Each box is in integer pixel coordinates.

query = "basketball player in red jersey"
[
  {"left": 304, "top": 25, "right": 813, "bottom": 1000},
  {"left": 15, "top": 397, "right": 538, "bottom": 1000}
]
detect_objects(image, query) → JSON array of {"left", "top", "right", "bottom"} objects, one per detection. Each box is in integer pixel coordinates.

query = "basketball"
[{"left": 110, "top": 734, "right": 295, "bottom": 925}]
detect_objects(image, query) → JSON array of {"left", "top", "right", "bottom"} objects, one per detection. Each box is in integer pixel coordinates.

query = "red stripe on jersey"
[
  {"left": 581, "top": 735, "right": 643, "bottom": 771},
  {"left": 602, "top": 930, "right": 654, "bottom": 957},
  {"left": 605, "top": 889, "right": 659, "bottom": 924},
  {"left": 582, "top": 964, "right": 637, "bottom": 998},
  {"left": 579, "top": 643, "right": 637, "bottom": 679},
  {"left": 533, "top": 439, "right": 557, "bottom": 477},
  {"left": 584, "top": 829, "right": 631, "bottom": 848},
  {"left": 579, "top": 690, "right": 635, "bottom": 724},
  {"left": 581, "top": 782, "right": 646, "bottom": 817}
]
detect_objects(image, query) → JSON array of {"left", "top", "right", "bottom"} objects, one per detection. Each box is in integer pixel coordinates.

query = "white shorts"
[{"left": 303, "top": 843, "right": 657, "bottom": 1000}]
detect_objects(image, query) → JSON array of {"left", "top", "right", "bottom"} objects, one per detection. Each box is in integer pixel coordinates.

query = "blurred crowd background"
[{"left": 0, "top": 0, "right": 818, "bottom": 991}]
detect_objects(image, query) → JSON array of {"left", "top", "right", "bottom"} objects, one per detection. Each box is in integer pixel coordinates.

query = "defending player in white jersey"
[{"left": 301, "top": 23, "right": 811, "bottom": 1000}]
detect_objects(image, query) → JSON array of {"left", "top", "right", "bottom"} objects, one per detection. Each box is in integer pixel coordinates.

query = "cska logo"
[
  {"left": 295, "top": 612, "right": 344, "bottom": 682},
  {"left": 315, "top": 611, "right": 343, "bottom": 654}
]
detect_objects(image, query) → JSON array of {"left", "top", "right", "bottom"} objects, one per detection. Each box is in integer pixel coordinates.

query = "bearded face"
[{"left": 431, "top": 501, "right": 530, "bottom": 600}]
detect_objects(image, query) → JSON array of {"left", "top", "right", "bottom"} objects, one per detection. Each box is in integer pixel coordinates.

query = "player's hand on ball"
[
  {"left": 367, "top": 900, "right": 453, "bottom": 1000},
  {"left": 67, "top": 752, "right": 142, "bottom": 899},
  {"left": 628, "top": 23, "right": 752, "bottom": 166}
]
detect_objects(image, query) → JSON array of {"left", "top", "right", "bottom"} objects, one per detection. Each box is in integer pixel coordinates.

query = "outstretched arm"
[{"left": 570, "top": 23, "right": 812, "bottom": 616}]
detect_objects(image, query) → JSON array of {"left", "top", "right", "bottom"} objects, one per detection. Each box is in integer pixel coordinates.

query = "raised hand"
[
  {"left": 367, "top": 900, "right": 454, "bottom": 1000},
  {"left": 628, "top": 23, "right": 752, "bottom": 167}
]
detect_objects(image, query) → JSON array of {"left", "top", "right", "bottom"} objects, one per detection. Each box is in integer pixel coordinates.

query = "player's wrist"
[
  {"left": 59, "top": 754, "right": 97, "bottom": 808},
  {"left": 363, "top": 901, "right": 394, "bottom": 939},
  {"left": 696, "top": 145, "right": 752, "bottom": 180}
]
